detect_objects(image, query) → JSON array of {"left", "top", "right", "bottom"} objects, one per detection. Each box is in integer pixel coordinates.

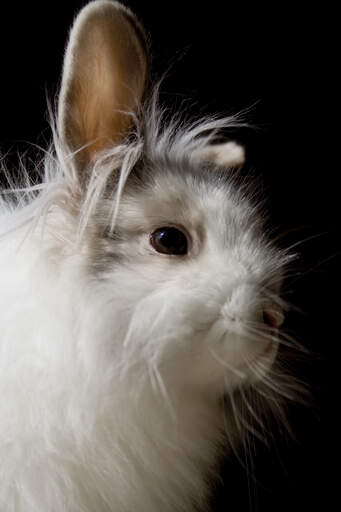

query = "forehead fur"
[
  {"left": 111, "top": 93, "right": 265, "bottom": 242},
  {"left": 119, "top": 156, "right": 260, "bottom": 249}
]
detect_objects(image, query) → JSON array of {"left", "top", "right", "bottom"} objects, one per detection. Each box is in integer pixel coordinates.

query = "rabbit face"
[{"left": 83, "top": 157, "right": 284, "bottom": 396}]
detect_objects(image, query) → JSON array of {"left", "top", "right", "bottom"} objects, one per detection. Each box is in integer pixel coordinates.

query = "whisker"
[
  {"left": 209, "top": 348, "right": 247, "bottom": 380},
  {"left": 149, "top": 360, "right": 176, "bottom": 422},
  {"left": 252, "top": 385, "right": 294, "bottom": 439},
  {"left": 222, "top": 389, "right": 262, "bottom": 485},
  {"left": 229, "top": 390, "right": 243, "bottom": 435},
  {"left": 289, "top": 250, "right": 341, "bottom": 286},
  {"left": 249, "top": 361, "right": 297, "bottom": 401},
  {"left": 279, "top": 231, "right": 329, "bottom": 255},
  {"left": 243, "top": 323, "right": 297, "bottom": 351},
  {"left": 239, "top": 388, "right": 268, "bottom": 440},
  {"left": 244, "top": 322, "right": 308, "bottom": 354}
]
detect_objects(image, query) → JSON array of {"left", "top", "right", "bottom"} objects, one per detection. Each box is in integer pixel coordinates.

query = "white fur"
[
  {"left": 0, "top": 2, "right": 296, "bottom": 511},
  {"left": 192, "top": 141, "right": 245, "bottom": 167}
]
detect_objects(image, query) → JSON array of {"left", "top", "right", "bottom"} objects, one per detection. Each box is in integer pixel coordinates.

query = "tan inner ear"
[{"left": 59, "top": 1, "right": 148, "bottom": 163}]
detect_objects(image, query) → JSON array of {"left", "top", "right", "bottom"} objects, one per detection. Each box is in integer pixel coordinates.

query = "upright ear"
[{"left": 58, "top": 0, "right": 149, "bottom": 166}]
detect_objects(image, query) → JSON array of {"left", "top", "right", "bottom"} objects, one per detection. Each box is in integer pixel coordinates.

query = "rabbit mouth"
[
  {"left": 254, "top": 339, "right": 276, "bottom": 361},
  {"left": 242, "top": 339, "right": 278, "bottom": 381}
]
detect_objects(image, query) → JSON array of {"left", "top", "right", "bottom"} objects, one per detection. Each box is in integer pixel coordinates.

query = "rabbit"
[{"left": 0, "top": 1, "right": 295, "bottom": 511}]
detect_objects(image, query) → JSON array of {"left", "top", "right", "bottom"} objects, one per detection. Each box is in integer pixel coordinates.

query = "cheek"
[
  {"left": 184, "top": 319, "right": 280, "bottom": 392},
  {"left": 243, "top": 341, "right": 278, "bottom": 386},
  {"left": 216, "top": 329, "right": 279, "bottom": 389}
]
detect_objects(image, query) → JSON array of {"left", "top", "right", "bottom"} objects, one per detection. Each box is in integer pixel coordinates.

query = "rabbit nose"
[
  {"left": 263, "top": 303, "right": 284, "bottom": 329},
  {"left": 222, "top": 284, "right": 284, "bottom": 328}
]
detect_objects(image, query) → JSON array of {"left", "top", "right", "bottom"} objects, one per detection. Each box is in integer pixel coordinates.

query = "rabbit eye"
[{"left": 150, "top": 227, "right": 188, "bottom": 255}]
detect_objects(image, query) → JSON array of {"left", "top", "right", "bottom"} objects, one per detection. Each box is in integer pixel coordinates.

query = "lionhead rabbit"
[{"left": 0, "top": 1, "right": 297, "bottom": 511}]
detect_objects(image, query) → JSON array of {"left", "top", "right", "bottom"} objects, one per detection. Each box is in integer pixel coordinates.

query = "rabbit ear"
[
  {"left": 193, "top": 141, "right": 245, "bottom": 168},
  {"left": 58, "top": 0, "right": 148, "bottom": 166}
]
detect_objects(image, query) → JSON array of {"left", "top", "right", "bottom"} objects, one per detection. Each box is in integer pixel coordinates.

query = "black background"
[{"left": 0, "top": 2, "right": 337, "bottom": 511}]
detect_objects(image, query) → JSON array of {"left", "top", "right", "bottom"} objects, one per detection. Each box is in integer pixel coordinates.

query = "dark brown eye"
[{"left": 150, "top": 227, "right": 188, "bottom": 255}]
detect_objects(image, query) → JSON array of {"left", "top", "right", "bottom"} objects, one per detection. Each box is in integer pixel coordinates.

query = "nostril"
[{"left": 263, "top": 308, "right": 284, "bottom": 329}]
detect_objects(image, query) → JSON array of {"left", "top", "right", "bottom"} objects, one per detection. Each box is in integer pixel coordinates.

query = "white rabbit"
[{"left": 0, "top": 1, "right": 294, "bottom": 511}]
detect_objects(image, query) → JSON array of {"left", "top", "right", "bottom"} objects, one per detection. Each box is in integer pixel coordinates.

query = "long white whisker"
[
  {"left": 209, "top": 348, "right": 247, "bottom": 380},
  {"left": 250, "top": 361, "right": 296, "bottom": 401},
  {"left": 239, "top": 388, "right": 267, "bottom": 439},
  {"left": 245, "top": 322, "right": 306, "bottom": 353},
  {"left": 149, "top": 360, "right": 176, "bottom": 422},
  {"left": 229, "top": 390, "right": 242, "bottom": 435}
]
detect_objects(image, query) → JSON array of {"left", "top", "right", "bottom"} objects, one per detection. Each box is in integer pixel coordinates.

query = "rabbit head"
[{"left": 45, "top": 0, "right": 287, "bottom": 398}]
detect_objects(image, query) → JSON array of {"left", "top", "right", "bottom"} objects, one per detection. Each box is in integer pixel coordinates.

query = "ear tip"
[
  {"left": 71, "top": 1, "right": 144, "bottom": 33},
  {"left": 67, "top": 0, "right": 150, "bottom": 103},
  {"left": 57, "top": 0, "right": 149, "bottom": 162},
  {"left": 215, "top": 141, "right": 246, "bottom": 166},
  {"left": 65, "top": 1, "right": 147, "bottom": 51},
  {"left": 66, "top": 0, "right": 149, "bottom": 81},
  {"left": 195, "top": 141, "right": 246, "bottom": 168},
  {"left": 74, "top": 0, "right": 133, "bottom": 17}
]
